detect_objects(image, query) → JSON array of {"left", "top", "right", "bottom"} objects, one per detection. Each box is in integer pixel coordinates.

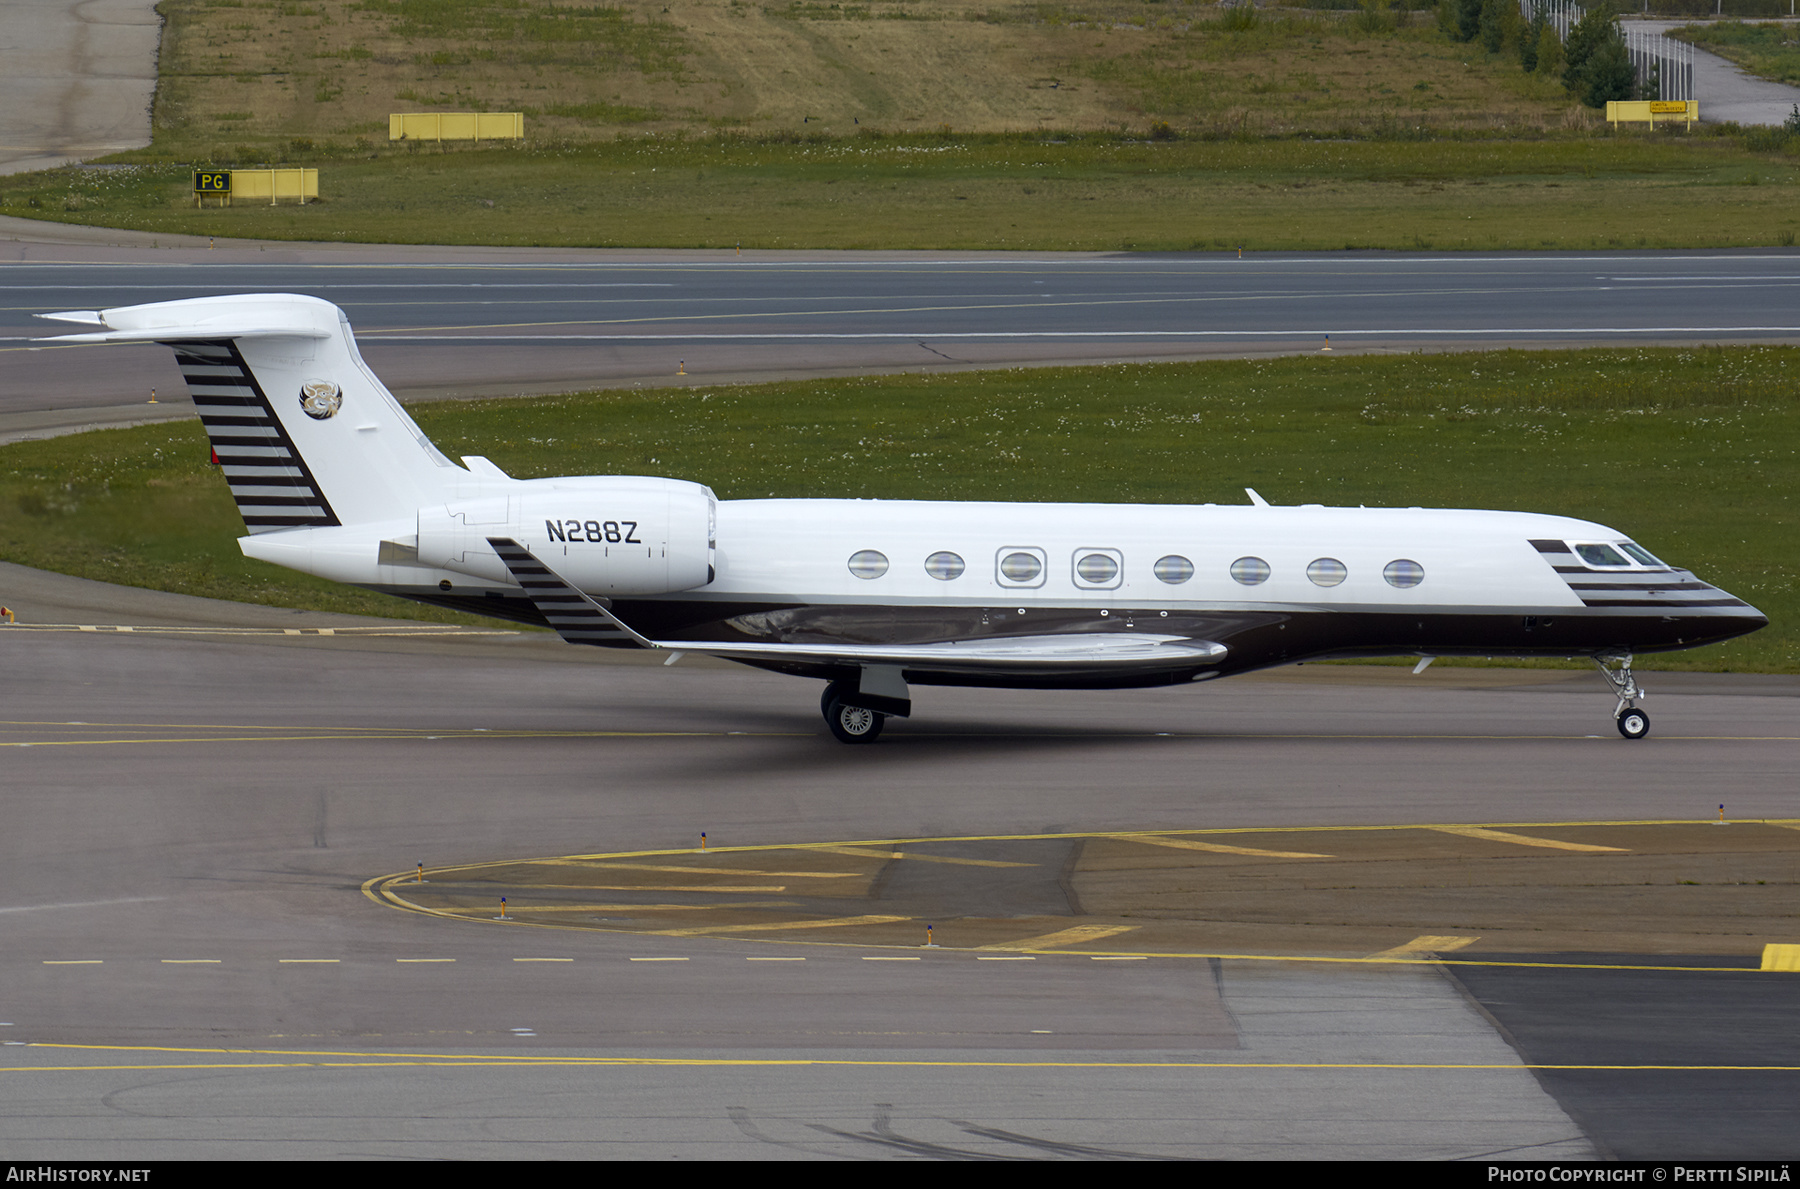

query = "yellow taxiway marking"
[
  {"left": 1762, "top": 944, "right": 1800, "bottom": 972},
  {"left": 1427, "top": 826, "right": 1629, "bottom": 853},
  {"left": 651, "top": 914, "right": 909, "bottom": 938},
  {"left": 534, "top": 860, "right": 860, "bottom": 879},
  {"left": 976, "top": 955, "right": 1036, "bottom": 961},
  {"left": 629, "top": 957, "right": 689, "bottom": 962},
  {"left": 451, "top": 902, "right": 792, "bottom": 914},
  {"left": 746, "top": 956, "right": 806, "bottom": 961},
  {"left": 396, "top": 958, "right": 455, "bottom": 963},
  {"left": 795, "top": 845, "right": 1035, "bottom": 868},
  {"left": 160, "top": 959, "right": 221, "bottom": 965},
  {"left": 517, "top": 817, "right": 1792, "bottom": 868},
  {"left": 529, "top": 885, "right": 788, "bottom": 893},
  {"left": 12, "top": 1043, "right": 1800, "bottom": 1075},
  {"left": 278, "top": 959, "right": 339, "bottom": 964},
  {"left": 41, "top": 960, "right": 101, "bottom": 965},
  {"left": 1367, "top": 936, "right": 1481, "bottom": 960},
  {"left": 512, "top": 957, "right": 573, "bottom": 963},
  {"left": 364, "top": 817, "right": 1800, "bottom": 951},
  {"left": 981, "top": 925, "right": 1139, "bottom": 952},
  {"left": 1115, "top": 834, "right": 1333, "bottom": 859}
]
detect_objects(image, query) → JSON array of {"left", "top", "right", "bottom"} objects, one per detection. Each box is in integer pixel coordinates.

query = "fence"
[
  {"left": 389, "top": 113, "right": 524, "bottom": 142},
  {"left": 228, "top": 168, "right": 318, "bottom": 206},
  {"left": 1518, "top": 1, "right": 1695, "bottom": 102}
]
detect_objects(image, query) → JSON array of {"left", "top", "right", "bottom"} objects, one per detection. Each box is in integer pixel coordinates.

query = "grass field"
[
  {"left": 14, "top": 1, "right": 1800, "bottom": 250},
  {"left": 140, "top": 0, "right": 1574, "bottom": 151},
  {"left": 3, "top": 347, "right": 1792, "bottom": 670},
  {"left": 9, "top": 132, "right": 1800, "bottom": 250}
]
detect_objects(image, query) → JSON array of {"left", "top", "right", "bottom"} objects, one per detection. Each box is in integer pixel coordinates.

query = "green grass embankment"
[{"left": 8, "top": 134, "right": 1800, "bottom": 250}]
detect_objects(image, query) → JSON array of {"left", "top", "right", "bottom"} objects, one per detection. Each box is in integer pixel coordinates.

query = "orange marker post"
[{"left": 700, "top": 832, "right": 707, "bottom": 852}]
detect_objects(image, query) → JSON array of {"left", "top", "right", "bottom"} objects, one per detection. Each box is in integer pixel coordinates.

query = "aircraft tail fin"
[{"left": 38, "top": 294, "right": 466, "bottom": 532}]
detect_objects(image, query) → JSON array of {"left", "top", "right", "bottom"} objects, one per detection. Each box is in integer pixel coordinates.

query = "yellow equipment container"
[{"left": 389, "top": 112, "right": 524, "bottom": 142}]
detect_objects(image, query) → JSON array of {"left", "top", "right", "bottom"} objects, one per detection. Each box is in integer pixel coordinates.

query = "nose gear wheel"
[{"left": 1593, "top": 654, "right": 1649, "bottom": 741}]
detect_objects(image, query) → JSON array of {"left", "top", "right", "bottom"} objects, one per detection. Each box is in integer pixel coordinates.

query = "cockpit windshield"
[
  {"left": 1574, "top": 543, "right": 1630, "bottom": 567},
  {"left": 1568, "top": 541, "right": 1667, "bottom": 568},
  {"left": 1617, "top": 541, "right": 1665, "bottom": 567}
]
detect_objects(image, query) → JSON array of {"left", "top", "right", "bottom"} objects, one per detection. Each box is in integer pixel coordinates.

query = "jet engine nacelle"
[{"left": 417, "top": 477, "right": 716, "bottom": 594}]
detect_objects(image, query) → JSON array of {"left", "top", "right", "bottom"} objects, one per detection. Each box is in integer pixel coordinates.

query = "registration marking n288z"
[{"left": 546, "top": 519, "right": 640, "bottom": 545}]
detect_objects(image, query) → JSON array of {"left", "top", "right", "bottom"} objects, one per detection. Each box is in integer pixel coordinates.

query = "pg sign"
[{"left": 194, "top": 171, "right": 230, "bottom": 193}]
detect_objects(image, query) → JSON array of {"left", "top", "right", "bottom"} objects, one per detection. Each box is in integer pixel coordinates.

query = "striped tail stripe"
[
  {"left": 486, "top": 538, "right": 630, "bottom": 646},
  {"left": 171, "top": 339, "right": 339, "bottom": 534}
]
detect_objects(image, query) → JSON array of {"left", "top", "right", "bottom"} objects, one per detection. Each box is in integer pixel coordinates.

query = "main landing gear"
[
  {"left": 1593, "top": 653, "right": 1649, "bottom": 740},
  {"left": 822, "top": 680, "right": 885, "bottom": 744}
]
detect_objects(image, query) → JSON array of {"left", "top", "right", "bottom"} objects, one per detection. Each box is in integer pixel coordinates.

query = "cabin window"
[
  {"left": 1307, "top": 558, "right": 1348, "bottom": 587},
  {"left": 1383, "top": 559, "right": 1425, "bottom": 589},
  {"left": 924, "top": 551, "right": 966, "bottom": 580},
  {"left": 847, "top": 550, "right": 889, "bottom": 579},
  {"left": 1618, "top": 541, "right": 1665, "bottom": 567},
  {"left": 1230, "top": 556, "right": 1270, "bottom": 585},
  {"left": 996, "top": 548, "right": 1046, "bottom": 587},
  {"left": 1154, "top": 555, "right": 1194, "bottom": 584},
  {"left": 1073, "top": 549, "right": 1123, "bottom": 589},
  {"left": 1574, "top": 543, "right": 1630, "bottom": 568}
]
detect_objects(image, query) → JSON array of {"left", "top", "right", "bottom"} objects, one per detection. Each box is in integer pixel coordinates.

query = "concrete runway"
[{"left": 0, "top": 562, "right": 1796, "bottom": 1158}]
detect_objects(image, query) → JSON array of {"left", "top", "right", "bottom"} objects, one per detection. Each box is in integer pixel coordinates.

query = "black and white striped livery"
[
  {"left": 1529, "top": 539, "right": 1751, "bottom": 611},
  {"left": 484, "top": 537, "right": 632, "bottom": 646},
  {"left": 172, "top": 340, "right": 338, "bottom": 534},
  {"left": 36, "top": 294, "right": 1768, "bottom": 744}
]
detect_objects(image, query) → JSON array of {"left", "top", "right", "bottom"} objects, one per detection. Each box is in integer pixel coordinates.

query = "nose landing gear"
[{"left": 1593, "top": 654, "right": 1649, "bottom": 740}]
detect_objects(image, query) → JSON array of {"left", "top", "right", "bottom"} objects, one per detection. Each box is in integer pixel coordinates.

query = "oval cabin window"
[
  {"left": 1307, "top": 558, "right": 1348, "bottom": 587},
  {"left": 847, "top": 550, "right": 889, "bottom": 579},
  {"left": 1154, "top": 555, "right": 1194, "bottom": 584},
  {"left": 1383, "top": 559, "right": 1424, "bottom": 588},
  {"left": 1230, "top": 557, "right": 1271, "bottom": 586},
  {"left": 1075, "top": 553, "right": 1119, "bottom": 584},
  {"left": 1000, "top": 551, "right": 1043, "bottom": 582},
  {"left": 924, "top": 551, "right": 966, "bottom": 580}
]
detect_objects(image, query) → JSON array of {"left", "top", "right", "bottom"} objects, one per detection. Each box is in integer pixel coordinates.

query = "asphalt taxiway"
[
  {"left": 8, "top": 228, "right": 1800, "bottom": 442},
  {"left": 0, "top": 562, "right": 1795, "bottom": 1158}
]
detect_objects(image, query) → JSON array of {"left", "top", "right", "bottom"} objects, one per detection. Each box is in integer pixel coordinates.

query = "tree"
[
  {"left": 1439, "top": 0, "right": 1483, "bottom": 43},
  {"left": 1519, "top": 3, "right": 1548, "bottom": 72},
  {"left": 1563, "top": 4, "right": 1635, "bottom": 108},
  {"left": 1535, "top": 21, "right": 1564, "bottom": 78},
  {"left": 1479, "top": 0, "right": 1521, "bottom": 54}
]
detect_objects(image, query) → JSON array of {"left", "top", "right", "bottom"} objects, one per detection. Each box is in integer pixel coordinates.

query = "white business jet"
[{"left": 38, "top": 295, "right": 1765, "bottom": 743}]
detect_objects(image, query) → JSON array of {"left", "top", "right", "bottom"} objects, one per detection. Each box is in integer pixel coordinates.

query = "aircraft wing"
[{"left": 485, "top": 537, "right": 1227, "bottom": 673}]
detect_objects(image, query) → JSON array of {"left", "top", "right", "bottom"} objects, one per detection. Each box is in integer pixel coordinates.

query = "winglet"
[
  {"left": 486, "top": 537, "right": 655, "bottom": 649},
  {"left": 1245, "top": 487, "right": 1270, "bottom": 507}
]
